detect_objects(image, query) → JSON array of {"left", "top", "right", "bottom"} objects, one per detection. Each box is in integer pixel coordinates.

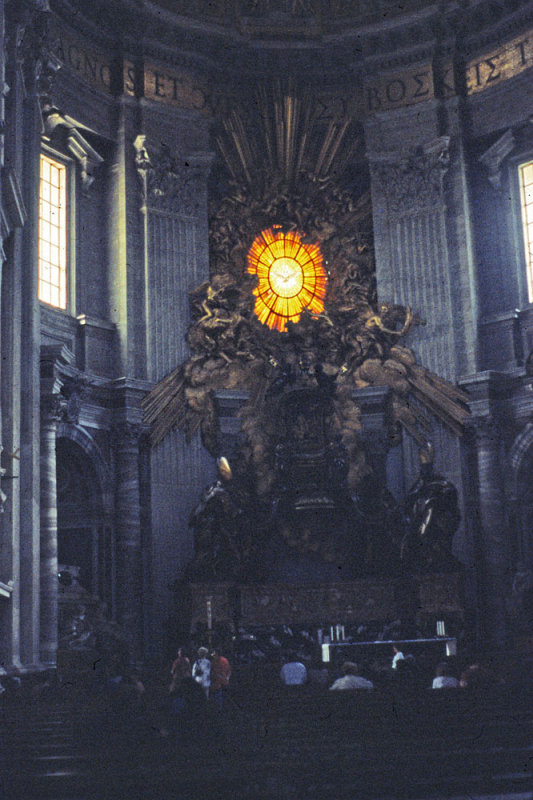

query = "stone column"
[
  {"left": 113, "top": 422, "right": 143, "bottom": 663},
  {"left": 39, "top": 392, "right": 63, "bottom": 666}
]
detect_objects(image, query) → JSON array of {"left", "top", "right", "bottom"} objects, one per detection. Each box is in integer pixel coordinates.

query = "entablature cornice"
[
  {"left": 458, "top": 1, "right": 533, "bottom": 61},
  {"left": 360, "top": 40, "right": 438, "bottom": 76}
]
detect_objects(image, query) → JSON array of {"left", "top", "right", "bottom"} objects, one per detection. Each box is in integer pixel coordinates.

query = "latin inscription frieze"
[
  {"left": 50, "top": 20, "right": 533, "bottom": 118},
  {"left": 124, "top": 60, "right": 208, "bottom": 112},
  {"left": 51, "top": 24, "right": 113, "bottom": 94},
  {"left": 143, "top": 63, "right": 207, "bottom": 112},
  {"left": 465, "top": 32, "right": 533, "bottom": 94},
  {"left": 364, "top": 66, "right": 434, "bottom": 114}
]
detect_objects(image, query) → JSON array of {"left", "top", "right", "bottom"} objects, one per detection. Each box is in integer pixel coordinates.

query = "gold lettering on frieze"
[
  {"left": 51, "top": 25, "right": 113, "bottom": 94},
  {"left": 466, "top": 29, "right": 533, "bottom": 94},
  {"left": 365, "top": 65, "right": 434, "bottom": 114},
  {"left": 143, "top": 63, "right": 208, "bottom": 112}
]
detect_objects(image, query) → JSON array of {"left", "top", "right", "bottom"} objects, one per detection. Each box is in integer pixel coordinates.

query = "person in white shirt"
[
  {"left": 329, "top": 661, "right": 374, "bottom": 690},
  {"left": 280, "top": 654, "right": 307, "bottom": 686},
  {"left": 192, "top": 646, "right": 211, "bottom": 698},
  {"left": 432, "top": 661, "right": 459, "bottom": 689},
  {"left": 391, "top": 644, "right": 405, "bottom": 669}
]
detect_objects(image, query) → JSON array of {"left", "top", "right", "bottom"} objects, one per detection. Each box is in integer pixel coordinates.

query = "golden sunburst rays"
[
  {"left": 216, "top": 81, "right": 359, "bottom": 193},
  {"left": 247, "top": 227, "right": 327, "bottom": 331}
]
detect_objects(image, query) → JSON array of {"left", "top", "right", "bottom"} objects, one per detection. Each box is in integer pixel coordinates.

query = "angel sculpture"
[
  {"left": 401, "top": 443, "right": 461, "bottom": 572},
  {"left": 186, "top": 457, "right": 256, "bottom": 581}
]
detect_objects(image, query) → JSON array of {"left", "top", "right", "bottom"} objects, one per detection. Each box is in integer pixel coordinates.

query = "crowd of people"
[
  {"left": 1, "top": 639, "right": 516, "bottom": 753},
  {"left": 277, "top": 644, "right": 500, "bottom": 693}
]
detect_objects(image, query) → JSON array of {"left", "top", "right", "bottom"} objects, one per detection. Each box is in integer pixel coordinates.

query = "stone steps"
[{"left": 1, "top": 688, "right": 532, "bottom": 799}]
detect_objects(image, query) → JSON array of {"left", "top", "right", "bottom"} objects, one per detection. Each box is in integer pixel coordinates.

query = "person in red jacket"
[
  {"left": 169, "top": 647, "right": 191, "bottom": 693},
  {"left": 210, "top": 648, "right": 232, "bottom": 710}
]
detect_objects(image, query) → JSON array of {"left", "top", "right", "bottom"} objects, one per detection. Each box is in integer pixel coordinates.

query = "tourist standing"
[
  {"left": 210, "top": 648, "right": 232, "bottom": 710},
  {"left": 169, "top": 647, "right": 191, "bottom": 693},
  {"left": 192, "top": 646, "right": 211, "bottom": 698}
]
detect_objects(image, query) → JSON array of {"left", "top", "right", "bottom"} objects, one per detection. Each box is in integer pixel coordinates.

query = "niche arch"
[{"left": 56, "top": 424, "right": 113, "bottom": 607}]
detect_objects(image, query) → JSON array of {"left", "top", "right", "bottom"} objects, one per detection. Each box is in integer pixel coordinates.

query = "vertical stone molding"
[
  {"left": 368, "top": 136, "right": 460, "bottom": 514},
  {"left": 113, "top": 422, "right": 144, "bottom": 662}
]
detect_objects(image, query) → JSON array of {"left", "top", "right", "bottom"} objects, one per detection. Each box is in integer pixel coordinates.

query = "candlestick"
[{"left": 206, "top": 597, "right": 213, "bottom": 631}]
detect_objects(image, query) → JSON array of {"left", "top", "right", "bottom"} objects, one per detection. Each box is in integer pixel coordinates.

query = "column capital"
[
  {"left": 133, "top": 135, "right": 214, "bottom": 215},
  {"left": 369, "top": 136, "right": 450, "bottom": 216},
  {"left": 40, "top": 345, "right": 75, "bottom": 421},
  {"left": 40, "top": 392, "right": 66, "bottom": 422}
]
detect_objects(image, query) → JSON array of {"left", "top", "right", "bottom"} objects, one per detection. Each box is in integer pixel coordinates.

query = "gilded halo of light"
[{"left": 247, "top": 227, "right": 327, "bottom": 332}]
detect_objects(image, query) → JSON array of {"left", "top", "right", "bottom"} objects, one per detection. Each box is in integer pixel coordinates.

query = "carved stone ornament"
[
  {"left": 58, "top": 378, "right": 86, "bottom": 425},
  {"left": 133, "top": 136, "right": 212, "bottom": 216},
  {"left": 13, "top": 1, "right": 59, "bottom": 102},
  {"left": 370, "top": 137, "right": 450, "bottom": 216}
]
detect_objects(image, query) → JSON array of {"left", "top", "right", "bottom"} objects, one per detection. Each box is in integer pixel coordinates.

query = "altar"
[
  {"left": 321, "top": 637, "right": 457, "bottom": 667},
  {"left": 184, "top": 572, "right": 464, "bottom": 633}
]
